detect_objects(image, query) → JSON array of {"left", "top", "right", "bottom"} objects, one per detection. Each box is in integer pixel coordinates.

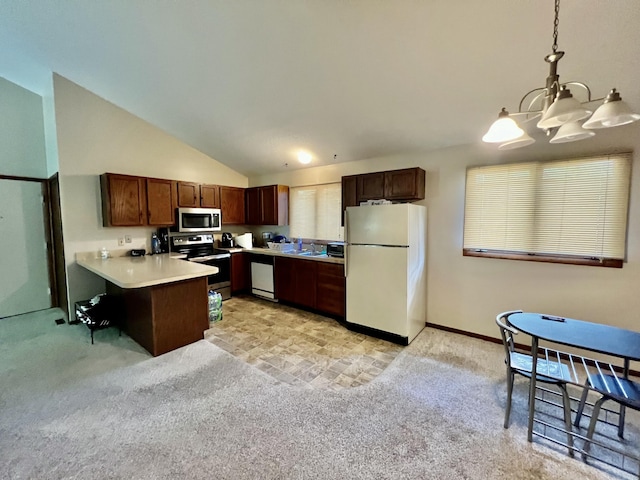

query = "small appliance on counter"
[
  {"left": 220, "top": 232, "right": 234, "bottom": 248},
  {"left": 261, "top": 232, "right": 273, "bottom": 247},
  {"left": 327, "top": 242, "right": 345, "bottom": 258},
  {"left": 157, "top": 227, "right": 170, "bottom": 253},
  {"left": 235, "top": 233, "right": 253, "bottom": 249}
]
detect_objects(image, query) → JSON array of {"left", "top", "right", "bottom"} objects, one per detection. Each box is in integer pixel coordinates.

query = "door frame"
[{"left": 0, "top": 173, "right": 66, "bottom": 315}]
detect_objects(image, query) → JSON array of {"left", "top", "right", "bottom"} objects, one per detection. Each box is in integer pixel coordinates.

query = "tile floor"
[{"left": 204, "top": 295, "right": 403, "bottom": 390}]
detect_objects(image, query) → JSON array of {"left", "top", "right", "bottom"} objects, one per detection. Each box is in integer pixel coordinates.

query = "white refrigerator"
[{"left": 345, "top": 203, "right": 426, "bottom": 345}]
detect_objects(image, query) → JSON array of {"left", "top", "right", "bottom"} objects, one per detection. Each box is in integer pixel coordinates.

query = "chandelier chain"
[{"left": 552, "top": 0, "right": 560, "bottom": 52}]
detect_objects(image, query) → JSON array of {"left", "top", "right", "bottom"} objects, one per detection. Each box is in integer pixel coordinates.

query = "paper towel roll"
[{"left": 235, "top": 233, "right": 253, "bottom": 249}]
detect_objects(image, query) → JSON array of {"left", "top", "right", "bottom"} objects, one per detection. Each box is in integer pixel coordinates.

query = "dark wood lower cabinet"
[
  {"left": 231, "top": 252, "right": 251, "bottom": 294},
  {"left": 107, "top": 277, "right": 208, "bottom": 356},
  {"left": 274, "top": 257, "right": 345, "bottom": 319},
  {"left": 316, "top": 262, "right": 346, "bottom": 318}
]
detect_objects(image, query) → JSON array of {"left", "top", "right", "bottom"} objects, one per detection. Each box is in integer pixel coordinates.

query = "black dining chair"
[
  {"left": 496, "top": 310, "right": 574, "bottom": 451},
  {"left": 574, "top": 373, "right": 640, "bottom": 459}
]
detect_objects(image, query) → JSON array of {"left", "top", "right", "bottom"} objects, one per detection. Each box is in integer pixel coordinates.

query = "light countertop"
[
  {"left": 77, "top": 252, "right": 218, "bottom": 289},
  {"left": 220, "top": 247, "right": 345, "bottom": 264}
]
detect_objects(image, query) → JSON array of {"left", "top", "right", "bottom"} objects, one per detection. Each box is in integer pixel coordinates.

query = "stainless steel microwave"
[{"left": 177, "top": 208, "right": 222, "bottom": 233}]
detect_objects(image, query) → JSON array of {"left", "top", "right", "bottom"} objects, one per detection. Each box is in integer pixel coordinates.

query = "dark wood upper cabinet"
[
  {"left": 357, "top": 172, "right": 386, "bottom": 201},
  {"left": 146, "top": 178, "right": 176, "bottom": 226},
  {"left": 384, "top": 168, "right": 426, "bottom": 200},
  {"left": 341, "top": 167, "right": 425, "bottom": 224},
  {"left": 200, "top": 184, "right": 221, "bottom": 209},
  {"left": 245, "top": 187, "right": 261, "bottom": 225},
  {"left": 177, "top": 181, "right": 199, "bottom": 207},
  {"left": 220, "top": 186, "right": 245, "bottom": 225},
  {"left": 101, "top": 173, "right": 146, "bottom": 227},
  {"left": 342, "top": 175, "right": 358, "bottom": 209},
  {"left": 245, "top": 185, "right": 289, "bottom": 226}
]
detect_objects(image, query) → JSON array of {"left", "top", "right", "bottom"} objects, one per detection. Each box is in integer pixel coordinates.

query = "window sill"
[{"left": 462, "top": 249, "right": 623, "bottom": 268}]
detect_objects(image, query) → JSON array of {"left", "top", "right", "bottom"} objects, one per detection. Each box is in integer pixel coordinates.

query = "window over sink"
[{"left": 290, "top": 183, "right": 343, "bottom": 241}]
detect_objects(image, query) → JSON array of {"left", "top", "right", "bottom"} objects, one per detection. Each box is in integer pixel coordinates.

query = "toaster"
[{"left": 326, "top": 242, "right": 345, "bottom": 258}]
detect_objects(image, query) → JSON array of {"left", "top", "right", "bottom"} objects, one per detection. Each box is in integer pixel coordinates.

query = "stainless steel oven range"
[{"left": 170, "top": 233, "right": 231, "bottom": 300}]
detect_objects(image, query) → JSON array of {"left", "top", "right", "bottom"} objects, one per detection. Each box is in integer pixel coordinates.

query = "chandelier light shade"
[
  {"left": 536, "top": 86, "right": 591, "bottom": 129},
  {"left": 498, "top": 131, "right": 536, "bottom": 150},
  {"left": 483, "top": 0, "right": 639, "bottom": 149},
  {"left": 582, "top": 89, "right": 640, "bottom": 129},
  {"left": 549, "top": 121, "right": 595, "bottom": 144},
  {"left": 482, "top": 109, "right": 525, "bottom": 143}
]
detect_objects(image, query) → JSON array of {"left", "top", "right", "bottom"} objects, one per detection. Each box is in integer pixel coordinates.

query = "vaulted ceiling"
[{"left": 1, "top": 1, "right": 639, "bottom": 176}]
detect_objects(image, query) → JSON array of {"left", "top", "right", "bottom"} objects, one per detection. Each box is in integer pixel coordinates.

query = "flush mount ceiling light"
[
  {"left": 297, "top": 151, "right": 312, "bottom": 164},
  {"left": 483, "top": 0, "right": 640, "bottom": 149}
]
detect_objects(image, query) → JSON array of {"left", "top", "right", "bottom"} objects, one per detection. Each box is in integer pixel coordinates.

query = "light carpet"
[{"left": 1, "top": 308, "right": 637, "bottom": 479}]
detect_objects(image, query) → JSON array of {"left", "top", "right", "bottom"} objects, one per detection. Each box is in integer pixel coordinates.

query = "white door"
[
  {"left": 346, "top": 204, "right": 411, "bottom": 246},
  {"left": 0, "top": 179, "right": 51, "bottom": 317},
  {"left": 346, "top": 244, "right": 408, "bottom": 337}
]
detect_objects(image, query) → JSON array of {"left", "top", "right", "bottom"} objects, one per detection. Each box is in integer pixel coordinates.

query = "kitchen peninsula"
[{"left": 77, "top": 253, "right": 218, "bottom": 356}]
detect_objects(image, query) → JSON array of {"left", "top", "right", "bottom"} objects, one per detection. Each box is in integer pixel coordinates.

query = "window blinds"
[
  {"left": 463, "top": 153, "right": 631, "bottom": 260},
  {"left": 289, "top": 183, "right": 343, "bottom": 241}
]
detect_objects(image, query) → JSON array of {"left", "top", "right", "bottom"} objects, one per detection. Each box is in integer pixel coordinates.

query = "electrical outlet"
[
  {"left": 125, "top": 235, "right": 132, "bottom": 243},
  {"left": 118, "top": 237, "right": 125, "bottom": 246}
]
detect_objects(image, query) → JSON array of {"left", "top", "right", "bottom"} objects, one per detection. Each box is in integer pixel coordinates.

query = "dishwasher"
[{"left": 251, "top": 255, "right": 276, "bottom": 300}]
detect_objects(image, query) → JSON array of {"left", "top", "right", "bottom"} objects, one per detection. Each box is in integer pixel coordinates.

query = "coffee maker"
[{"left": 220, "top": 232, "right": 234, "bottom": 248}]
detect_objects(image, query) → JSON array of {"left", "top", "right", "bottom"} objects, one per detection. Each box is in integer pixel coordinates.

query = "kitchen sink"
[{"left": 293, "top": 251, "right": 328, "bottom": 257}]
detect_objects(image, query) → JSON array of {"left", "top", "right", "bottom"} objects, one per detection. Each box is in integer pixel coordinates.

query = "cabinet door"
[
  {"left": 177, "top": 181, "right": 199, "bottom": 207},
  {"left": 260, "top": 186, "right": 278, "bottom": 225},
  {"left": 146, "top": 178, "right": 176, "bottom": 226},
  {"left": 357, "top": 172, "right": 385, "bottom": 201},
  {"left": 274, "top": 256, "right": 296, "bottom": 302},
  {"left": 316, "top": 262, "right": 345, "bottom": 318},
  {"left": 220, "top": 186, "right": 246, "bottom": 225},
  {"left": 230, "top": 252, "right": 250, "bottom": 294},
  {"left": 200, "top": 184, "right": 220, "bottom": 208},
  {"left": 101, "top": 173, "right": 146, "bottom": 226},
  {"left": 341, "top": 175, "right": 358, "bottom": 226},
  {"left": 384, "top": 168, "right": 425, "bottom": 200},
  {"left": 294, "top": 259, "right": 317, "bottom": 309},
  {"left": 245, "top": 187, "right": 261, "bottom": 225}
]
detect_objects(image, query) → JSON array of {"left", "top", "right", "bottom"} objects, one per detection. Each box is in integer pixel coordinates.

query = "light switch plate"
[
  {"left": 125, "top": 235, "right": 132, "bottom": 243},
  {"left": 118, "top": 237, "right": 125, "bottom": 246}
]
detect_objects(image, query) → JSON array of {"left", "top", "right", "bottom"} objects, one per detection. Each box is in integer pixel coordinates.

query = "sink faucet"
[{"left": 310, "top": 242, "right": 315, "bottom": 253}]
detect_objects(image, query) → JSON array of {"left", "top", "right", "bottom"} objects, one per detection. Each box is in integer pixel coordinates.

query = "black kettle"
[{"left": 220, "top": 232, "right": 234, "bottom": 248}]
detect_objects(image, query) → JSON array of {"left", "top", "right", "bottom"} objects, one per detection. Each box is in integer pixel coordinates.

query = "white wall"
[
  {"left": 0, "top": 76, "right": 47, "bottom": 178},
  {"left": 52, "top": 74, "right": 249, "bottom": 308},
  {"left": 251, "top": 124, "right": 640, "bottom": 340}
]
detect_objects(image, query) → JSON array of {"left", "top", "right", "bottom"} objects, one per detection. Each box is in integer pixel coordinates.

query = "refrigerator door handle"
[{"left": 344, "top": 209, "right": 349, "bottom": 278}]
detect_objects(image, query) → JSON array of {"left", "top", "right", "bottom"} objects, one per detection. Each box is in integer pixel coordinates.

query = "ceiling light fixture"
[
  {"left": 483, "top": 0, "right": 640, "bottom": 149},
  {"left": 297, "top": 151, "right": 312, "bottom": 164}
]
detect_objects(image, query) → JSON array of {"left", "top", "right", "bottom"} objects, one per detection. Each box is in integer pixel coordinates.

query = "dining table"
[{"left": 507, "top": 312, "right": 640, "bottom": 442}]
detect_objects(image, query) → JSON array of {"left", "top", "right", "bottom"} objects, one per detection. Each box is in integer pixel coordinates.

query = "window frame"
[
  {"left": 289, "top": 182, "right": 343, "bottom": 242},
  {"left": 462, "top": 153, "right": 632, "bottom": 269}
]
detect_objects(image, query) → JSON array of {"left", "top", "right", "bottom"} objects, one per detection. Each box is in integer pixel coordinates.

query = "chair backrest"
[{"left": 496, "top": 310, "right": 523, "bottom": 364}]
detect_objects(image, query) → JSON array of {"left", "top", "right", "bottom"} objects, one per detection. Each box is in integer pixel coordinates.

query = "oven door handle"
[{"left": 189, "top": 254, "right": 230, "bottom": 262}]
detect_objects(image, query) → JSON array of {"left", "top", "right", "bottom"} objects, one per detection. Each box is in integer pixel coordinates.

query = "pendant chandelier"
[{"left": 482, "top": 0, "right": 640, "bottom": 150}]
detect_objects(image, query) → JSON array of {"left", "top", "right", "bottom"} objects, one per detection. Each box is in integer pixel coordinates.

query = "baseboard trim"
[{"left": 427, "top": 322, "right": 640, "bottom": 379}]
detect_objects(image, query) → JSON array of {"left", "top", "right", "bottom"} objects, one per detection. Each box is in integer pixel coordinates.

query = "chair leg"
[
  {"left": 582, "top": 396, "right": 608, "bottom": 460},
  {"left": 504, "top": 369, "right": 514, "bottom": 429},
  {"left": 559, "top": 385, "right": 574, "bottom": 456},
  {"left": 574, "top": 382, "right": 590, "bottom": 428}
]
